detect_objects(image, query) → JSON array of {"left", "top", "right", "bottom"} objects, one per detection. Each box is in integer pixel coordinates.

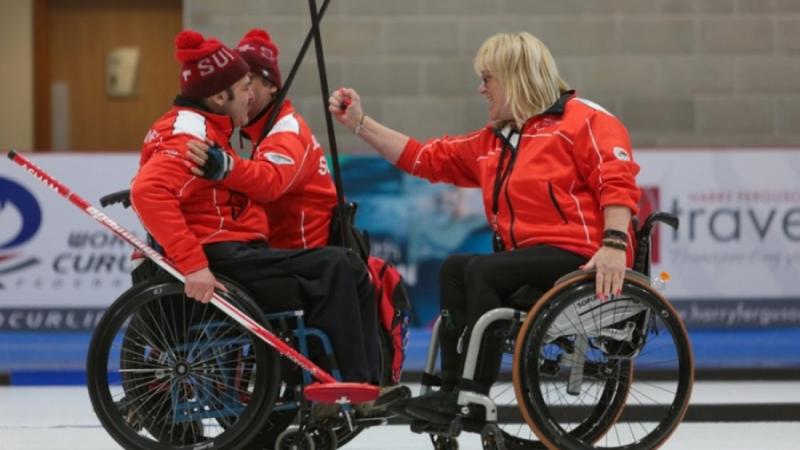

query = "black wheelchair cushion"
[{"left": 506, "top": 285, "right": 546, "bottom": 311}]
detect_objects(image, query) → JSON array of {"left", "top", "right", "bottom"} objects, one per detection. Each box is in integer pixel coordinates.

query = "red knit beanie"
[
  {"left": 175, "top": 30, "right": 250, "bottom": 99},
  {"left": 236, "top": 29, "right": 281, "bottom": 88}
]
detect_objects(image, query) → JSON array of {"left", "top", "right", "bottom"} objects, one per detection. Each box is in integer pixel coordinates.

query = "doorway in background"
[{"left": 35, "top": 0, "right": 182, "bottom": 151}]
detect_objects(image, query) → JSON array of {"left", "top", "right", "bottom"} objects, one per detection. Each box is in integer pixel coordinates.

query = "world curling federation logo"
[{"left": 0, "top": 176, "right": 43, "bottom": 288}]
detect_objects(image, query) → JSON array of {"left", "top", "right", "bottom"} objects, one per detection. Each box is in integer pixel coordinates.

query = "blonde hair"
[{"left": 474, "top": 32, "right": 569, "bottom": 128}]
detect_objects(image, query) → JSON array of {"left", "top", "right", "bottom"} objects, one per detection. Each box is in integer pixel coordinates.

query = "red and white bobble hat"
[
  {"left": 175, "top": 29, "right": 250, "bottom": 99},
  {"left": 236, "top": 28, "right": 282, "bottom": 88}
]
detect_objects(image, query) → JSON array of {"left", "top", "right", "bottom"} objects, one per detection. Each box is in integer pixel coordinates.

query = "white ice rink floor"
[{"left": 1, "top": 383, "right": 799, "bottom": 450}]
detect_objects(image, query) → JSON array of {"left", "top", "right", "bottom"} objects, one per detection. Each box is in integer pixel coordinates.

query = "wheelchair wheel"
[
  {"left": 275, "top": 426, "right": 315, "bottom": 449},
  {"left": 87, "top": 275, "right": 281, "bottom": 450},
  {"left": 513, "top": 272, "right": 694, "bottom": 450},
  {"left": 432, "top": 435, "right": 459, "bottom": 449},
  {"left": 309, "top": 424, "right": 339, "bottom": 450},
  {"left": 479, "top": 320, "right": 630, "bottom": 450}
]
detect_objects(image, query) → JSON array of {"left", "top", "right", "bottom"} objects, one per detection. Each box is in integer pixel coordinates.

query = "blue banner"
[{"left": 339, "top": 155, "right": 492, "bottom": 327}]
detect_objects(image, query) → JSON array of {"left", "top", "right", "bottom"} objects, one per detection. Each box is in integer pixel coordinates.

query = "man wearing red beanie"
[
  {"left": 181, "top": 28, "right": 410, "bottom": 417},
  {"left": 187, "top": 28, "right": 338, "bottom": 249},
  {"left": 130, "top": 30, "right": 381, "bottom": 388},
  {"left": 237, "top": 29, "right": 339, "bottom": 249}
]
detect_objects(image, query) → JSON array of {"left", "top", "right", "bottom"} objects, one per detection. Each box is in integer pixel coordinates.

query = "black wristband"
[
  {"left": 604, "top": 229, "right": 628, "bottom": 242},
  {"left": 602, "top": 239, "right": 627, "bottom": 251}
]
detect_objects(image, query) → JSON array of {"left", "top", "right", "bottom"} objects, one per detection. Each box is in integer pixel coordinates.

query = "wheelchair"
[
  {"left": 412, "top": 212, "right": 694, "bottom": 450},
  {"left": 86, "top": 190, "right": 397, "bottom": 450}
]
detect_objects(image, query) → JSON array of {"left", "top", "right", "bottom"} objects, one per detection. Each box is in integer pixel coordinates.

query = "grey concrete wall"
[{"left": 186, "top": 0, "right": 800, "bottom": 152}]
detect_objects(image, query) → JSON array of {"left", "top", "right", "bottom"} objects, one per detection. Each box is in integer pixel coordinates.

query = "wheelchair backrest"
[{"left": 632, "top": 211, "right": 679, "bottom": 276}]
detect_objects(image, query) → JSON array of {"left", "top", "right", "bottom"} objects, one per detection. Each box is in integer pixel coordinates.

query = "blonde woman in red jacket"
[
  {"left": 329, "top": 32, "right": 641, "bottom": 424},
  {"left": 185, "top": 29, "right": 338, "bottom": 248}
]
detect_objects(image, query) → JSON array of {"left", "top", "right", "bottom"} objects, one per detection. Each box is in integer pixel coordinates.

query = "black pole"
[
  {"left": 307, "top": 0, "right": 349, "bottom": 245},
  {"left": 257, "top": 0, "right": 332, "bottom": 144}
]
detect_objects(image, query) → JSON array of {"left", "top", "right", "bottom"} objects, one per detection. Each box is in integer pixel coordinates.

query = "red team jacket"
[
  {"left": 130, "top": 103, "right": 268, "bottom": 274},
  {"left": 395, "top": 92, "right": 641, "bottom": 263},
  {"left": 233, "top": 100, "right": 337, "bottom": 249}
]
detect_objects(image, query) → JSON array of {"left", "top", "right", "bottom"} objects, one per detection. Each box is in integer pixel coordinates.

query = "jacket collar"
[
  {"left": 241, "top": 99, "right": 294, "bottom": 144},
  {"left": 173, "top": 95, "right": 236, "bottom": 140},
  {"left": 492, "top": 90, "right": 576, "bottom": 134},
  {"left": 541, "top": 89, "right": 575, "bottom": 116}
]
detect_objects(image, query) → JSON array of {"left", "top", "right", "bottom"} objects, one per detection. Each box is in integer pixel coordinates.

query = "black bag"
[{"left": 327, "top": 202, "right": 370, "bottom": 262}]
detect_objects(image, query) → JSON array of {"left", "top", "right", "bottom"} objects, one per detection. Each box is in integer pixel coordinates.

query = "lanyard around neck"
[{"left": 491, "top": 126, "right": 520, "bottom": 215}]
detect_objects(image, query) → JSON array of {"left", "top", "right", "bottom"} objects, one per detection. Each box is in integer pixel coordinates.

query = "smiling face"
[
  {"left": 210, "top": 74, "right": 254, "bottom": 127},
  {"left": 478, "top": 70, "right": 513, "bottom": 123},
  {"left": 474, "top": 32, "right": 565, "bottom": 128}
]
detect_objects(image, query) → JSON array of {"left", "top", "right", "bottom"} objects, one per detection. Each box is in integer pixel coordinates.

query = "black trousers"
[
  {"left": 204, "top": 241, "right": 380, "bottom": 383},
  {"left": 437, "top": 245, "right": 587, "bottom": 393}
]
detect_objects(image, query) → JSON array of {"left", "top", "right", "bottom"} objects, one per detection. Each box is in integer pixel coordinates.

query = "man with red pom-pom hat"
[
  {"left": 235, "top": 28, "right": 338, "bottom": 250},
  {"left": 130, "top": 30, "right": 382, "bottom": 390},
  {"left": 179, "top": 28, "right": 412, "bottom": 417},
  {"left": 185, "top": 28, "right": 338, "bottom": 250}
]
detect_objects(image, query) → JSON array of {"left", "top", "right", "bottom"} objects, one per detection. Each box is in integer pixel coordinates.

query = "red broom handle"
[{"left": 6, "top": 149, "right": 337, "bottom": 384}]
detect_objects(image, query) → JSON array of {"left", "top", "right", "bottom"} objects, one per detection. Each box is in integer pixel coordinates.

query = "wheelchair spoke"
[
  {"left": 190, "top": 370, "right": 255, "bottom": 400},
  {"left": 190, "top": 373, "right": 248, "bottom": 424},
  {"left": 137, "top": 305, "right": 181, "bottom": 362},
  {"left": 629, "top": 380, "right": 678, "bottom": 398},
  {"left": 125, "top": 377, "right": 174, "bottom": 431},
  {"left": 187, "top": 320, "right": 249, "bottom": 364},
  {"left": 625, "top": 385, "right": 663, "bottom": 407},
  {"left": 124, "top": 319, "right": 172, "bottom": 364},
  {"left": 184, "top": 302, "right": 218, "bottom": 362},
  {"left": 157, "top": 299, "right": 183, "bottom": 362}
]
